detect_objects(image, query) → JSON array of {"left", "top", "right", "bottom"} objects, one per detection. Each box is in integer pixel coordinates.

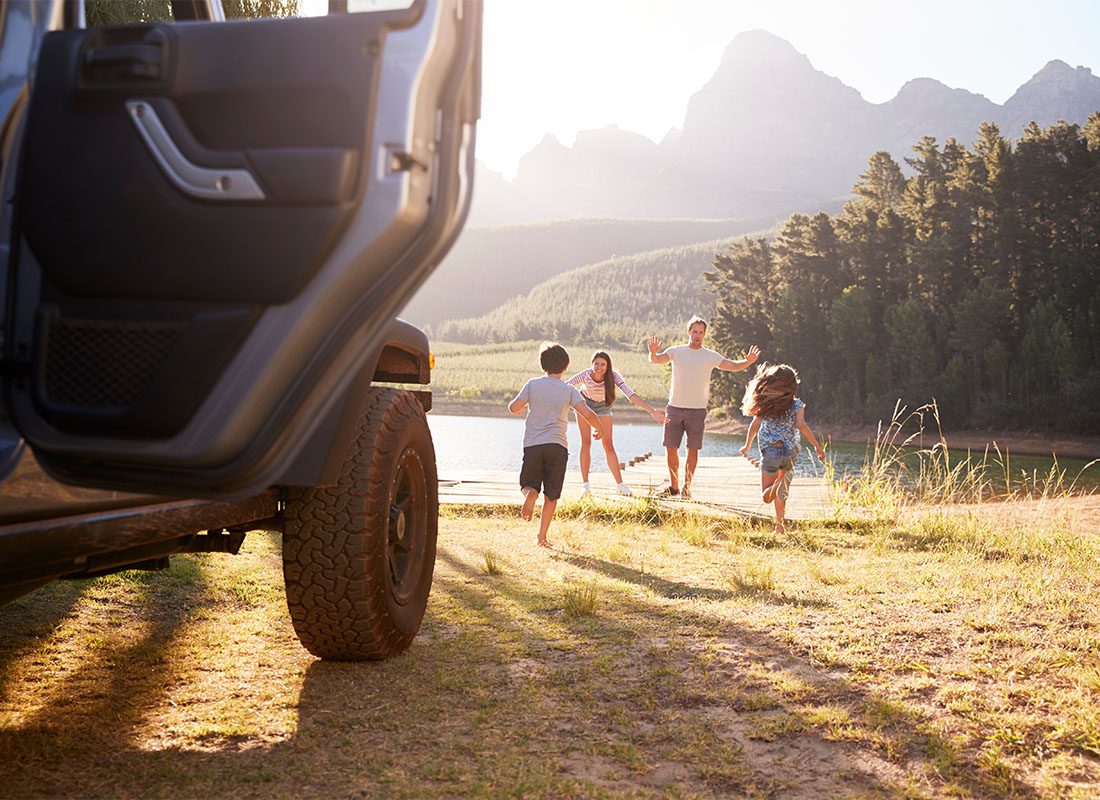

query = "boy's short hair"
[
  {"left": 539, "top": 342, "right": 569, "bottom": 374},
  {"left": 687, "top": 315, "right": 708, "bottom": 331}
]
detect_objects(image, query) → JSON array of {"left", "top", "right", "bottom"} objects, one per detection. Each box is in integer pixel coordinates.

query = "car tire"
[{"left": 282, "top": 387, "right": 437, "bottom": 660}]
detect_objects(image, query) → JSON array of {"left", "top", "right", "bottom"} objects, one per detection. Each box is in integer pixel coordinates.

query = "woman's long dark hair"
[{"left": 593, "top": 351, "right": 616, "bottom": 407}]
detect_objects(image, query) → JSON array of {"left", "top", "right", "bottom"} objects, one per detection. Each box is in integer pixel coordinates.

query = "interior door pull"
[
  {"left": 85, "top": 43, "right": 163, "bottom": 79},
  {"left": 125, "top": 101, "right": 267, "bottom": 201}
]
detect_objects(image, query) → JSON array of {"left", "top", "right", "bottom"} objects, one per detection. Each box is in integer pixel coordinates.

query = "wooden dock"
[{"left": 438, "top": 452, "right": 831, "bottom": 520}]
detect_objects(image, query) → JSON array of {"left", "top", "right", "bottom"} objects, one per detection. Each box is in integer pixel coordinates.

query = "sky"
[{"left": 474, "top": 0, "right": 1100, "bottom": 178}]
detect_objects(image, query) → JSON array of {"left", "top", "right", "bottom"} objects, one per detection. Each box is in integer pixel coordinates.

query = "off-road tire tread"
[{"left": 283, "top": 388, "right": 437, "bottom": 660}]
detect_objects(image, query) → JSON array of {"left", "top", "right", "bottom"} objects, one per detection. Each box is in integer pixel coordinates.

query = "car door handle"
[{"left": 84, "top": 43, "right": 163, "bottom": 79}]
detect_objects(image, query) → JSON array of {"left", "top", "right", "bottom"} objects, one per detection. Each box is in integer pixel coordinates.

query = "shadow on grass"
[
  {"left": 0, "top": 534, "right": 1043, "bottom": 800},
  {"left": 0, "top": 578, "right": 90, "bottom": 695},
  {"left": 0, "top": 557, "right": 215, "bottom": 791},
  {"left": 554, "top": 551, "right": 832, "bottom": 609},
  {"left": 556, "top": 552, "right": 735, "bottom": 601},
  {"left": 442, "top": 542, "right": 1038, "bottom": 799}
]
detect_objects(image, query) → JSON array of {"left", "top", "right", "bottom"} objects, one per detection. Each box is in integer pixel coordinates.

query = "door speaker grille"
[{"left": 44, "top": 318, "right": 187, "bottom": 409}]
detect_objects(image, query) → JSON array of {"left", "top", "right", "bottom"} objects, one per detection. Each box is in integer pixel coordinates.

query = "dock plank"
[{"left": 439, "top": 454, "right": 831, "bottom": 520}]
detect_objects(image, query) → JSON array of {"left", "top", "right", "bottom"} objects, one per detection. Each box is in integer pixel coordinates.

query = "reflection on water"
[{"left": 427, "top": 414, "right": 1100, "bottom": 491}]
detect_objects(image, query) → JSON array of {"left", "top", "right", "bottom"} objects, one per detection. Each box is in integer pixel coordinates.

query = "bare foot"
[
  {"left": 537, "top": 537, "right": 550, "bottom": 548},
  {"left": 521, "top": 491, "right": 537, "bottom": 521},
  {"left": 762, "top": 470, "right": 784, "bottom": 503},
  {"left": 774, "top": 522, "right": 785, "bottom": 535}
]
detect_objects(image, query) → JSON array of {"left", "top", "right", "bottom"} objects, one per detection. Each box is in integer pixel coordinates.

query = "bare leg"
[
  {"left": 759, "top": 472, "right": 783, "bottom": 532},
  {"left": 684, "top": 448, "right": 700, "bottom": 494},
  {"left": 599, "top": 416, "right": 624, "bottom": 483},
  {"left": 576, "top": 413, "right": 592, "bottom": 484},
  {"left": 538, "top": 498, "right": 557, "bottom": 547},
  {"left": 762, "top": 468, "right": 786, "bottom": 503},
  {"left": 760, "top": 471, "right": 778, "bottom": 502},
  {"left": 665, "top": 446, "right": 680, "bottom": 491},
  {"left": 773, "top": 494, "right": 786, "bottom": 534},
  {"left": 521, "top": 488, "right": 537, "bottom": 521}
]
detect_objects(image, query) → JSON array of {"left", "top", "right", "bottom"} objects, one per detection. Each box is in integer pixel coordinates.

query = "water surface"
[{"left": 428, "top": 414, "right": 1100, "bottom": 492}]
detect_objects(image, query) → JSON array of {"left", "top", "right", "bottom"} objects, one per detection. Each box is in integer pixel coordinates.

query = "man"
[{"left": 648, "top": 316, "right": 760, "bottom": 499}]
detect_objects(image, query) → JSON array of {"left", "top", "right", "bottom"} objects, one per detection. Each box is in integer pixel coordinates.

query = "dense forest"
[{"left": 706, "top": 117, "right": 1100, "bottom": 431}]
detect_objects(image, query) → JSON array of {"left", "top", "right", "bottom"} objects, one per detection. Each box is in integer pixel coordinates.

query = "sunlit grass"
[
  {"left": 431, "top": 340, "right": 669, "bottom": 410},
  {"left": 5, "top": 468, "right": 1100, "bottom": 796},
  {"left": 829, "top": 401, "right": 1099, "bottom": 529}
]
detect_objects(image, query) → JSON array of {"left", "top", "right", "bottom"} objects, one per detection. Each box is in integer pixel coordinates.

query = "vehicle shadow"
[
  {"left": 0, "top": 558, "right": 216, "bottom": 795},
  {"left": 0, "top": 540, "right": 1040, "bottom": 799},
  {"left": 0, "top": 579, "right": 90, "bottom": 694}
]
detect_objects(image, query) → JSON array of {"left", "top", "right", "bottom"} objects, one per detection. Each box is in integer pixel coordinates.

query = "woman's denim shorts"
[
  {"left": 585, "top": 398, "right": 613, "bottom": 417},
  {"left": 760, "top": 442, "right": 798, "bottom": 474}
]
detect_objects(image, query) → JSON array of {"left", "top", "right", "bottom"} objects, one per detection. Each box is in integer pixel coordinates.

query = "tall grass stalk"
[{"left": 830, "top": 401, "right": 1098, "bottom": 523}]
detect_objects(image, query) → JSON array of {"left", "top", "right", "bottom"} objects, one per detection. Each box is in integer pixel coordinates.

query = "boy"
[{"left": 508, "top": 342, "right": 605, "bottom": 547}]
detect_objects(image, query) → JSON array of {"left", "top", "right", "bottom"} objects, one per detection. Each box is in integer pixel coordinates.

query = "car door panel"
[
  {"left": 4, "top": 0, "right": 481, "bottom": 495},
  {"left": 20, "top": 16, "right": 377, "bottom": 303}
]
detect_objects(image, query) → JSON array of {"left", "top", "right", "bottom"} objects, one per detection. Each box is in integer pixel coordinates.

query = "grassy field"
[
  {"left": 431, "top": 340, "right": 675, "bottom": 413},
  {"left": 2, "top": 493, "right": 1099, "bottom": 798}
]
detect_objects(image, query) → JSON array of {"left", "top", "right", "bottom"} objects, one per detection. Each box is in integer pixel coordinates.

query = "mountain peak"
[
  {"left": 1016, "top": 59, "right": 1097, "bottom": 90},
  {"left": 718, "top": 29, "right": 811, "bottom": 72},
  {"left": 1004, "top": 59, "right": 1100, "bottom": 125},
  {"left": 896, "top": 77, "right": 951, "bottom": 94},
  {"left": 888, "top": 77, "right": 993, "bottom": 109},
  {"left": 536, "top": 133, "right": 564, "bottom": 149},
  {"left": 1035, "top": 59, "right": 1076, "bottom": 78}
]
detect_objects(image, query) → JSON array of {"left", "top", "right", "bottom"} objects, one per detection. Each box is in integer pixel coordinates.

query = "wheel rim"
[{"left": 387, "top": 446, "right": 427, "bottom": 606}]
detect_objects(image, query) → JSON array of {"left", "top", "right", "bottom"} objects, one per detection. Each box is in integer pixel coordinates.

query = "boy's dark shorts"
[
  {"left": 519, "top": 443, "right": 568, "bottom": 501},
  {"left": 663, "top": 405, "right": 707, "bottom": 450}
]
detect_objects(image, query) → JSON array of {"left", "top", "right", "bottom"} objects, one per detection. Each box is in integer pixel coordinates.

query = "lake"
[{"left": 427, "top": 414, "right": 1100, "bottom": 490}]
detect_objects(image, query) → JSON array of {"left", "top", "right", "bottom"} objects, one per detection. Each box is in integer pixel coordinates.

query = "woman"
[{"left": 566, "top": 351, "right": 666, "bottom": 496}]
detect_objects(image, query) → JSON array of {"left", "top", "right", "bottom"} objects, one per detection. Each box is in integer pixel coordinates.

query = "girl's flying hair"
[
  {"left": 592, "top": 351, "right": 616, "bottom": 407},
  {"left": 741, "top": 363, "right": 800, "bottom": 419}
]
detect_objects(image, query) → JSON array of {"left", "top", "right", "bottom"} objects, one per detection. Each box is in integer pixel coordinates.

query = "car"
[{"left": 0, "top": 0, "right": 482, "bottom": 660}]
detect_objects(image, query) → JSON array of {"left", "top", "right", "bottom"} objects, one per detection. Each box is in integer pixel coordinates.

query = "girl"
[
  {"left": 738, "top": 364, "right": 824, "bottom": 533},
  {"left": 567, "top": 351, "right": 666, "bottom": 496}
]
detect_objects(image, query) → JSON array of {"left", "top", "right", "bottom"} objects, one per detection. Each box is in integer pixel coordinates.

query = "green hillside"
[
  {"left": 402, "top": 216, "right": 778, "bottom": 327},
  {"left": 428, "top": 236, "right": 766, "bottom": 346}
]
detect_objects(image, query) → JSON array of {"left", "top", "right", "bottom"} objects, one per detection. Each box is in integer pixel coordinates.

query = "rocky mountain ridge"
[{"left": 470, "top": 31, "right": 1100, "bottom": 225}]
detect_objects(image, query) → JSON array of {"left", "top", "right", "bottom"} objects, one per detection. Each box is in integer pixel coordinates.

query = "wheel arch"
[{"left": 275, "top": 318, "right": 432, "bottom": 488}]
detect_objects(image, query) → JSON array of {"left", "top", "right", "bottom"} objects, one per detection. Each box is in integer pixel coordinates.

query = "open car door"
[{"left": 2, "top": 0, "right": 480, "bottom": 496}]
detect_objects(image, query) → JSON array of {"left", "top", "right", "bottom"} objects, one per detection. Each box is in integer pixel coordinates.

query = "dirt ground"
[{"left": 2, "top": 498, "right": 1099, "bottom": 798}]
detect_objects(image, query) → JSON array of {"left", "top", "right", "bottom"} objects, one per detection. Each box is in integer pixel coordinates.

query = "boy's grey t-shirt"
[{"left": 514, "top": 376, "right": 584, "bottom": 448}]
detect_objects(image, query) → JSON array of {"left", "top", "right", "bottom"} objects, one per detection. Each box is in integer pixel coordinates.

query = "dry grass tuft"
[
  {"left": 481, "top": 550, "right": 504, "bottom": 576},
  {"left": 561, "top": 583, "right": 599, "bottom": 617}
]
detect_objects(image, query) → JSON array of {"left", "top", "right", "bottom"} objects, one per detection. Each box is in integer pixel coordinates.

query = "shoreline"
[{"left": 430, "top": 400, "right": 1100, "bottom": 460}]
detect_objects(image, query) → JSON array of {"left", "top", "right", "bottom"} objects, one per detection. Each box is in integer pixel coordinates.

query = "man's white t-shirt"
[{"left": 666, "top": 345, "right": 724, "bottom": 409}]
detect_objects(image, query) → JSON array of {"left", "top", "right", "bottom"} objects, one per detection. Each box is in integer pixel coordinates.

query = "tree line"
[{"left": 706, "top": 116, "right": 1100, "bottom": 432}]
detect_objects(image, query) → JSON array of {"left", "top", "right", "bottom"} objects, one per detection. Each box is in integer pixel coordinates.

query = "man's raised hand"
[
  {"left": 648, "top": 335, "right": 662, "bottom": 355},
  {"left": 744, "top": 345, "right": 761, "bottom": 365}
]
